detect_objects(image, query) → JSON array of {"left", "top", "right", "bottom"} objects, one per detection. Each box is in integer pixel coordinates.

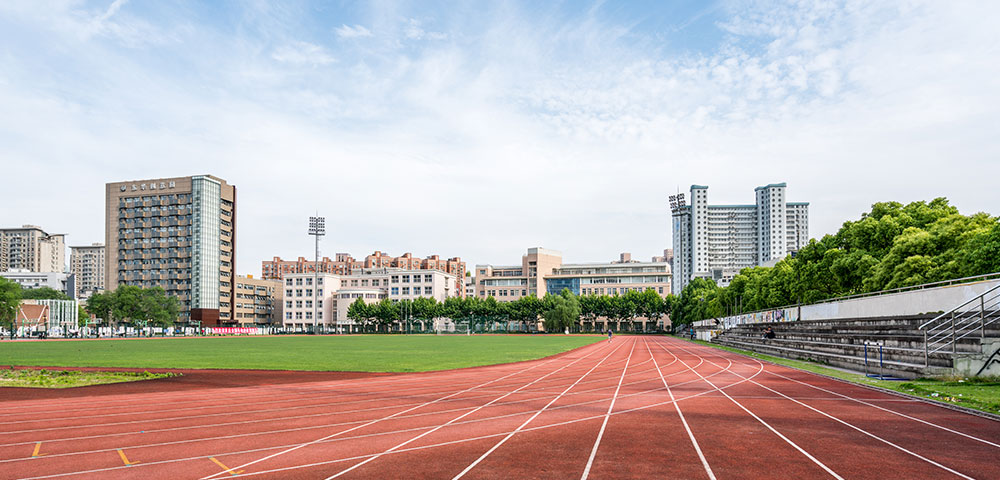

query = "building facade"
[
  {"left": 233, "top": 275, "right": 283, "bottom": 326},
  {"left": 0, "top": 225, "right": 65, "bottom": 273},
  {"left": 0, "top": 269, "right": 75, "bottom": 299},
  {"left": 69, "top": 243, "right": 105, "bottom": 300},
  {"left": 545, "top": 259, "right": 672, "bottom": 297},
  {"left": 280, "top": 268, "right": 459, "bottom": 331},
  {"left": 474, "top": 247, "right": 563, "bottom": 302},
  {"left": 671, "top": 183, "right": 809, "bottom": 294},
  {"left": 105, "top": 175, "right": 237, "bottom": 325},
  {"left": 263, "top": 251, "right": 467, "bottom": 296}
]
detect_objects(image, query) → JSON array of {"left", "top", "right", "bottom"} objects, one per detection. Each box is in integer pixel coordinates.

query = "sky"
[{"left": 1, "top": 0, "right": 999, "bottom": 274}]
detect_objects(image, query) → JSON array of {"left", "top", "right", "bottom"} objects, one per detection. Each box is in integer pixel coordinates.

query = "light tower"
[{"left": 308, "top": 216, "right": 326, "bottom": 333}]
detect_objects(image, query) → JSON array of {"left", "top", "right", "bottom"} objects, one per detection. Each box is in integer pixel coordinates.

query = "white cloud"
[
  {"left": 0, "top": 0, "right": 998, "bottom": 269},
  {"left": 335, "top": 24, "right": 372, "bottom": 38},
  {"left": 271, "top": 41, "right": 335, "bottom": 66}
]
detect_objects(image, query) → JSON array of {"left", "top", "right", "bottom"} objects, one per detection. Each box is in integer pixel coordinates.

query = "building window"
[
  {"left": 425, "top": 286, "right": 432, "bottom": 295},
  {"left": 391, "top": 287, "right": 399, "bottom": 295},
  {"left": 296, "top": 289, "right": 303, "bottom": 297},
  {"left": 402, "top": 287, "right": 410, "bottom": 295},
  {"left": 391, "top": 276, "right": 399, "bottom": 283},
  {"left": 402, "top": 275, "right": 410, "bottom": 283}
]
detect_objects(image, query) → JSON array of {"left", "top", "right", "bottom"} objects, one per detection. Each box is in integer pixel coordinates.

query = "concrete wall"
[
  {"left": 716, "top": 278, "right": 1000, "bottom": 328},
  {"left": 800, "top": 279, "right": 1000, "bottom": 321}
]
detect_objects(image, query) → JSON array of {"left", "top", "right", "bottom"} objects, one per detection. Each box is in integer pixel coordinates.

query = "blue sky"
[{"left": 2, "top": 1, "right": 999, "bottom": 273}]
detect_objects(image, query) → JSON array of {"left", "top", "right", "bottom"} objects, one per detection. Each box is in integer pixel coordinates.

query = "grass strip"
[
  {"left": 0, "top": 368, "right": 176, "bottom": 389},
  {"left": 677, "top": 336, "right": 1000, "bottom": 417}
]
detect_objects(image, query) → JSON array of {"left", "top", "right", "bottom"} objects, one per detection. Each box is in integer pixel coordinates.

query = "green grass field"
[{"left": 0, "top": 335, "right": 603, "bottom": 372}]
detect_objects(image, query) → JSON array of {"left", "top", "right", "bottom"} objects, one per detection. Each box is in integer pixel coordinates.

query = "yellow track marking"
[
  {"left": 117, "top": 448, "right": 140, "bottom": 466},
  {"left": 32, "top": 442, "right": 46, "bottom": 457},
  {"left": 210, "top": 457, "right": 244, "bottom": 476}
]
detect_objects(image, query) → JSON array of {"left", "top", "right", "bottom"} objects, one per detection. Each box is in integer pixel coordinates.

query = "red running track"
[{"left": 3, "top": 336, "right": 999, "bottom": 479}]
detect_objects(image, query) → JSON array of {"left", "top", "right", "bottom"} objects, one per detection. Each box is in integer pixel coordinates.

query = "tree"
[
  {"left": 85, "top": 291, "right": 114, "bottom": 325},
  {"left": 508, "top": 295, "right": 542, "bottom": 332},
  {"left": 112, "top": 285, "right": 145, "bottom": 326},
  {"left": 77, "top": 304, "right": 89, "bottom": 328},
  {"left": 374, "top": 298, "right": 399, "bottom": 333},
  {"left": 20, "top": 287, "right": 71, "bottom": 301},
  {"left": 411, "top": 296, "right": 439, "bottom": 332},
  {"left": 637, "top": 288, "right": 665, "bottom": 332},
  {"left": 0, "top": 277, "right": 22, "bottom": 336},
  {"left": 139, "top": 287, "right": 180, "bottom": 327},
  {"left": 541, "top": 289, "right": 580, "bottom": 333},
  {"left": 347, "top": 297, "right": 371, "bottom": 331}
]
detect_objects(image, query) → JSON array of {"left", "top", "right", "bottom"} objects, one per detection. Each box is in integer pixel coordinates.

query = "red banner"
[{"left": 208, "top": 327, "right": 261, "bottom": 335}]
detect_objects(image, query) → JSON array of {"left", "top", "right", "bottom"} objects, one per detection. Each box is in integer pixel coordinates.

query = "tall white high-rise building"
[{"left": 670, "top": 183, "right": 809, "bottom": 294}]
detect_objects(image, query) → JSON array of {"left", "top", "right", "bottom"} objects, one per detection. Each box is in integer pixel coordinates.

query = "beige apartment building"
[
  {"left": 476, "top": 249, "right": 672, "bottom": 299},
  {"left": 234, "top": 275, "right": 282, "bottom": 326},
  {"left": 69, "top": 243, "right": 105, "bottom": 300},
  {"left": 263, "top": 251, "right": 467, "bottom": 296},
  {"left": 474, "top": 247, "right": 563, "bottom": 302},
  {"left": 105, "top": 175, "right": 236, "bottom": 326},
  {"left": 280, "top": 268, "right": 458, "bottom": 332},
  {"left": 0, "top": 225, "right": 65, "bottom": 273}
]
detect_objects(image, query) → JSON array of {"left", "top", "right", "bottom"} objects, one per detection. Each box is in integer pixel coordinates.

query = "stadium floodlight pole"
[{"left": 308, "top": 216, "right": 326, "bottom": 334}]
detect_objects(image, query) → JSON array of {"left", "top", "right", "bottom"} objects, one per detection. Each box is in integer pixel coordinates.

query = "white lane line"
[
  {"left": 323, "top": 335, "right": 612, "bottom": 479},
  {"left": 22, "top": 343, "right": 759, "bottom": 480},
  {"left": 450, "top": 339, "right": 629, "bottom": 480},
  {"left": 689, "top": 347, "right": 976, "bottom": 480},
  {"left": 0, "top": 354, "right": 686, "bottom": 462},
  {"left": 200, "top": 340, "right": 613, "bottom": 480},
  {"left": 765, "top": 370, "right": 1000, "bottom": 449},
  {"left": 645, "top": 338, "right": 715, "bottom": 480},
  {"left": 580, "top": 338, "right": 637, "bottom": 479},
  {"left": 659, "top": 338, "right": 844, "bottom": 480}
]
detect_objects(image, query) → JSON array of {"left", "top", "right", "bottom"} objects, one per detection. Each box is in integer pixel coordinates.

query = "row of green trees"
[
  {"left": 345, "top": 288, "right": 674, "bottom": 333},
  {"left": 672, "top": 198, "right": 1000, "bottom": 325},
  {"left": 85, "top": 286, "right": 180, "bottom": 327}
]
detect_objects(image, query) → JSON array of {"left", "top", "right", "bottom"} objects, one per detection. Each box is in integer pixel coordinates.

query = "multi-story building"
[
  {"left": 280, "top": 273, "right": 342, "bottom": 330},
  {"left": 279, "top": 268, "right": 459, "bottom": 332},
  {"left": 105, "top": 175, "right": 237, "bottom": 325},
  {"left": 545, "top": 255, "right": 672, "bottom": 297},
  {"left": 0, "top": 225, "right": 65, "bottom": 273},
  {"left": 0, "top": 269, "right": 75, "bottom": 299},
  {"left": 263, "top": 251, "right": 467, "bottom": 295},
  {"left": 474, "top": 247, "right": 563, "bottom": 302},
  {"left": 670, "top": 183, "right": 809, "bottom": 293},
  {"left": 69, "top": 243, "right": 105, "bottom": 300},
  {"left": 233, "top": 275, "right": 282, "bottom": 326}
]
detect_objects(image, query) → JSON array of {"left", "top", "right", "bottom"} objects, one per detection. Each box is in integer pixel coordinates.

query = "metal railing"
[{"left": 919, "top": 283, "right": 1000, "bottom": 366}]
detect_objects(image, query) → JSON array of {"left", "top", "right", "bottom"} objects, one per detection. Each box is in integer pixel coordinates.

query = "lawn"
[
  {"left": 0, "top": 368, "right": 175, "bottom": 388},
  {"left": 0, "top": 335, "right": 603, "bottom": 372},
  {"left": 682, "top": 337, "right": 1000, "bottom": 416}
]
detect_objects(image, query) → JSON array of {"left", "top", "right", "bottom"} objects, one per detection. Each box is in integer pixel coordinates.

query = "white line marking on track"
[
  {"left": 580, "top": 338, "right": 636, "bottom": 479},
  {"left": 645, "top": 338, "right": 716, "bottom": 480},
  {"left": 199, "top": 340, "right": 615, "bottom": 480},
  {"left": 686, "top": 345, "right": 976, "bottom": 480},
  {"left": 764, "top": 370, "right": 1000, "bottom": 449},
  {"left": 450, "top": 340, "right": 628, "bottom": 479},
  {"left": 658, "top": 338, "right": 844, "bottom": 480},
  {"left": 20, "top": 341, "right": 764, "bottom": 480},
  {"left": 323, "top": 334, "right": 613, "bottom": 479}
]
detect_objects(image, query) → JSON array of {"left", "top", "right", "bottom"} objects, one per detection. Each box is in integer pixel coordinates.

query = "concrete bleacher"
[{"left": 710, "top": 315, "right": 1000, "bottom": 379}]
